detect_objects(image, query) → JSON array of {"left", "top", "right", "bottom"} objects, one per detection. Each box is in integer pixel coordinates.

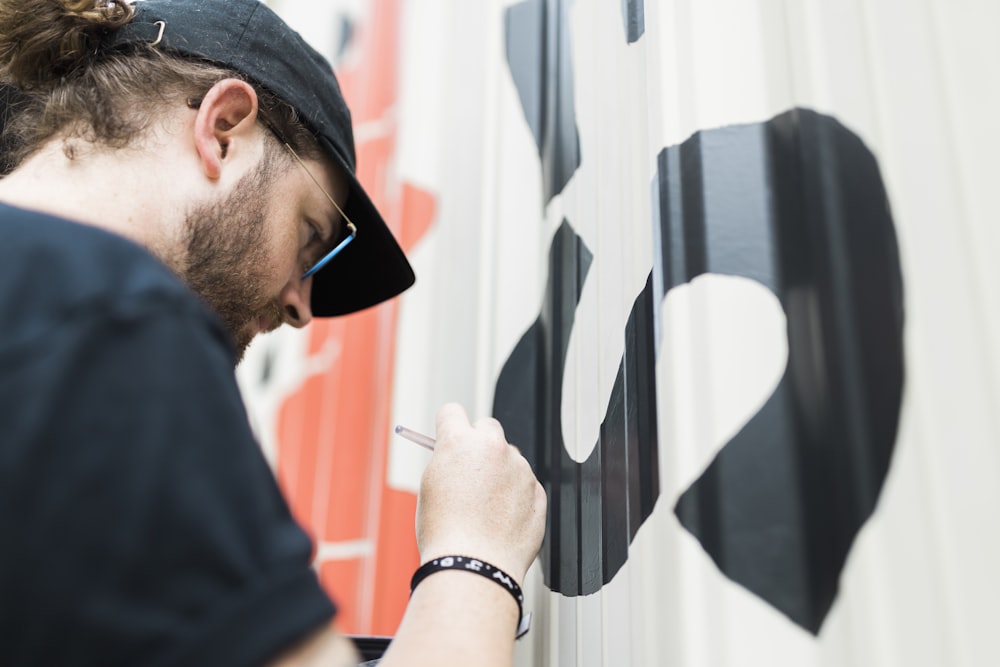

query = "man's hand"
[
  {"left": 274, "top": 405, "right": 548, "bottom": 667},
  {"left": 415, "top": 403, "right": 547, "bottom": 587}
]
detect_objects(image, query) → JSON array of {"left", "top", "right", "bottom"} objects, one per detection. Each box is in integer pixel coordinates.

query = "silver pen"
[{"left": 394, "top": 424, "right": 436, "bottom": 451}]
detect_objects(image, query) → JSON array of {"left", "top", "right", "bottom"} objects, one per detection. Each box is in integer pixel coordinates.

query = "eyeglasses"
[
  {"left": 280, "top": 142, "right": 358, "bottom": 279},
  {"left": 186, "top": 96, "right": 358, "bottom": 280}
]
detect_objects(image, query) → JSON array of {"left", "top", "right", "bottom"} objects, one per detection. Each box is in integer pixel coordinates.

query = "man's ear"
[{"left": 192, "top": 78, "right": 260, "bottom": 180}]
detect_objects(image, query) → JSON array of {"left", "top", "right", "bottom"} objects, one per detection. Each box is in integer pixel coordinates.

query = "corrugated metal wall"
[{"left": 239, "top": 0, "right": 1000, "bottom": 664}]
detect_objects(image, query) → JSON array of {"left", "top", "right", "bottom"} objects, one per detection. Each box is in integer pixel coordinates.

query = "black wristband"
[{"left": 410, "top": 555, "right": 531, "bottom": 639}]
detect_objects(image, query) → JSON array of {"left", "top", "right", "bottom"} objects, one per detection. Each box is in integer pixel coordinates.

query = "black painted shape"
[
  {"left": 491, "top": 107, "right": 903, "bottom": 633},
  {"left": 493, "top": 219, "right": 660, "bottom": 595},
  {"left": 670, "top": 108, "right": 905, "bottom": 634},
  {"left": 334, "top": 15, "right": 355, "bottom": 61},
  {"left": 259, "top": 347, "right": 275, "bottom": 385},
  {"left": 621, "top": 0, "right": 645, "bottom": 43},
  {"left": 504, "top": 0, "right": 582, "bottom": 204}
]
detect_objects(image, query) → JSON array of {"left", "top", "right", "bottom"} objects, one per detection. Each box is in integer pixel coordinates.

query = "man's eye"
[{"left": 305, "top": 221, "right": 323, "bottom": 247}]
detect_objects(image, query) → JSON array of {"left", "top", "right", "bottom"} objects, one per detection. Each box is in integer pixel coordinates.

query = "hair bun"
[{"left": 0, "top": 0, "right": 134, "bottom": 89}]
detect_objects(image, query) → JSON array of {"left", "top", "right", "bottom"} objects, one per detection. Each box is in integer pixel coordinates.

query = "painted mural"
[
  {"left": 243, "top": 0, "right": 1000, "bottom": 664},
  {"left": 494, "top": 105, "right": 905, "bottom": 634},
  {"left": 496, "top": 0, "right": 904, "bottom": 634}
]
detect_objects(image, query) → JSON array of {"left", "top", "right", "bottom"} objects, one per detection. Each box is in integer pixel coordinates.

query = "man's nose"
[{"left": 279, "top": 276, "right": 314, "bottom": 328}]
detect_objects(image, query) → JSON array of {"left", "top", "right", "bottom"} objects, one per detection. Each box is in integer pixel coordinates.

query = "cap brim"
[{"left": 309, "top": 136, "right": 415, "bottom": 317}]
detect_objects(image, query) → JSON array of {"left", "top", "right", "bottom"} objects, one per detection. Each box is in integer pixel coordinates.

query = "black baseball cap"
[{"left": 105, "top": 0, "right": 415, "bottom": 317}]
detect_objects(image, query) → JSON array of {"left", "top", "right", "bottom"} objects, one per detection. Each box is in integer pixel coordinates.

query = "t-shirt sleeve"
[{"left": 0, "top": 293, "right": 335, "bottom": 667}]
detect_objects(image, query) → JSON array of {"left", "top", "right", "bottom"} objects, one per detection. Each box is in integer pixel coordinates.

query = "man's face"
[{"left": 181, "top": 141, "right": 347, "bottom": 363}]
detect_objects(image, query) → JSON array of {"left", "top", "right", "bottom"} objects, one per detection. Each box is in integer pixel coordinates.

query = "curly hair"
[{"left": 0, "top": 0, "right": 322, "bottom": 169}]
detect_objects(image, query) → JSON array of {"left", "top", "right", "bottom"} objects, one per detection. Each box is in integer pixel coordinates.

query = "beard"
[{"left": 180, "top": 155, "right": 286, "bottom": 365}]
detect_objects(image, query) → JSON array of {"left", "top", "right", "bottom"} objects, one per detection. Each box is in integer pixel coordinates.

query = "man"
[{"left": 0, "top": 1, "right": 546, "bottom": 665}]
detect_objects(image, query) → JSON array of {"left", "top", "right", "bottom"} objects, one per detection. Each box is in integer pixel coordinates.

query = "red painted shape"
[
  {"left": 399, "top": 183, "right": 437, "bottom": 250},
  {"left": 273, "top": 0, "right": 438, "bottom": 637}
]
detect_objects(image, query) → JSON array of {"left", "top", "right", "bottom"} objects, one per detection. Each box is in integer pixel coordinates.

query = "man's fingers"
[
  {"left": 435, "top": 402, "right": 471, "bottom": 443},
  {"left": 472, "top": 417, "right": 506, "bottom": 441},
  {"left": 437, "top": 405, "right": 509, "bottom": 446}
]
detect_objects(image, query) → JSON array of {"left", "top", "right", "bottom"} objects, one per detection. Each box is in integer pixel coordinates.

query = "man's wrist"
[{"left": 410, "top": 555, "right": 531, "bottom": 639}]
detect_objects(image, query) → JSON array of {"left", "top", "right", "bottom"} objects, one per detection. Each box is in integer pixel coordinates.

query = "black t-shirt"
[{"left": 0, "top": 204, "right": 336, "bottom": 666}]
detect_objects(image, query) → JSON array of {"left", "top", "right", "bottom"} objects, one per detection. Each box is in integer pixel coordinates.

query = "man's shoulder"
[{"left": 0, "top": 203, "right": 221, "bottom": 341}]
